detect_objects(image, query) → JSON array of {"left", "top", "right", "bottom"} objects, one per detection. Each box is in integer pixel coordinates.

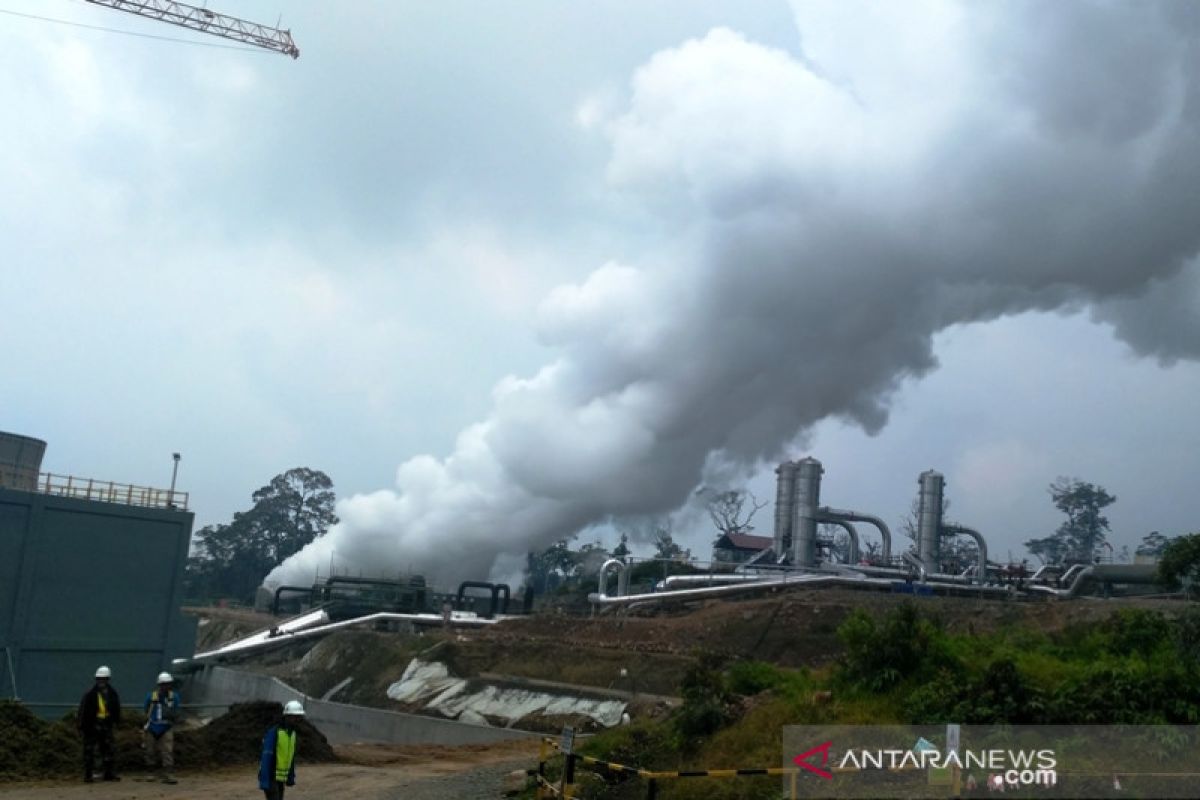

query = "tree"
[
  {"left": 1050, "top": 478, "right": 1116, "bottom": 562},
  {"left": 702, "top": 488, "right": 766, "bottom": 545},
  {"left": 1158, "top": 533, "right": 1200, "bottom": 595},
  {"left": 1024, "top": 478, "right": 1116, "bottom": 565},
  {"left": 525, "top": 539, "right": 578, "bottom": 593},
  {"left": 653, "top": 527, "right": 689, "bottom": 562},
  {"left": 573, "top": 540, "right": 611, "bottom": 577},
  {"left": 185, "top": 468, "right": 338, "bottom": 603},
  {"left": 249, "top": 467, "right": 339, "bottom": 558},
  {"left": 1137, "top": 531, "right": 1174, "bottom": 557},
  {"left": 1024, "top": 534, "right": 1070, "bottom": 566},
  {"left": 612, "top": 532, "right": 631, "bottom": 559}
]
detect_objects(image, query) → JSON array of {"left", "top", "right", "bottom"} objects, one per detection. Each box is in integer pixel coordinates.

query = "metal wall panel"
[{"left": 0, "top": 486, "right": 194, "bottom": 716}]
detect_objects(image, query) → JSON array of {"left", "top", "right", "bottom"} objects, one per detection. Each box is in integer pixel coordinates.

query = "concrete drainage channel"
[{"left": 187, "top": 665, "right": 538, "bottom": 746}]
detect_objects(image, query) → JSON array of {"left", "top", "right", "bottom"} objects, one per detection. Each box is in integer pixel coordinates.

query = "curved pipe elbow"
[
  {"left": 941, "top": 524, "right": 988, "bottom": 586},
  {"left": 819, "top": 507, "right": 892, "bottom": 562}
]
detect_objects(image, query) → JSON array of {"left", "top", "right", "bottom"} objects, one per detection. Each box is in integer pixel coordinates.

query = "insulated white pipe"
[
  {"left": 1027, "top": 567, "right": 1095, "bottom": 598},
  {"left": 590, "top": 571, "right": 1013, "bottom": 606},
  {"left": 189, "top": 610, "right": 498, "bottom": 663}
]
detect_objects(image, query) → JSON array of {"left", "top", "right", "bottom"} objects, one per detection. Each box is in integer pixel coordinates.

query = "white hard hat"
[
  {"left": 283, "top": 700, "right": 305, "bottom": 716},
  {"left": 95, "top": 666, "right": 111, "bottom": 679},
  {"left": 157, "top": 672, "right": 173, "bottom": 684}
]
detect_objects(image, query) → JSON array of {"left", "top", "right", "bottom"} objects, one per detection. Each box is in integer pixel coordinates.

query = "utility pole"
[
  {"left": 168, "top": 452, "right": 181, "bottom": 509},
  {"left": 83, "top": 0, "right": 299, "bottom": 58}
]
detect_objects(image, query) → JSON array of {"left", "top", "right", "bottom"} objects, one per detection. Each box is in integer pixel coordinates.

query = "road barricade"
[{"left": 533, "top": 736, "right": 803, "bottom": 799}]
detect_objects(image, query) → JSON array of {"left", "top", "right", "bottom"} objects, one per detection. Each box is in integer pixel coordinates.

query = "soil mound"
[
  {"left": 196, "top": 701, "right": 337, "bottom": 765},
  {"left": 0, "top": 701, "right": 76, "bottom": 780},
  {"left": 0, "top": 699, "right": 336, "bottom": 782}
]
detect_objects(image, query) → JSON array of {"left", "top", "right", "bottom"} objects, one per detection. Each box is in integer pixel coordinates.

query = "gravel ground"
[{"left": 0, "top": 742, "right": 540, "bottom": 800}]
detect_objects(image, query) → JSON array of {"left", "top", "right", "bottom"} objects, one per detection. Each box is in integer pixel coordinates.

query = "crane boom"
[{"left": 83, "top": 0, "right": 299, "bottom": 58}]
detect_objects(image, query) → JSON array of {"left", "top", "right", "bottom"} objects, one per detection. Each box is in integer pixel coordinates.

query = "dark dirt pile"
[
  {"left": 0, "top": 700, "right": 336, "bottom": 782},
  {"left": 0, "top": 701, "right": 77, "bottom": 780},
  {"left": 187, "top": 701, "right": 337, "bottom": 766}
]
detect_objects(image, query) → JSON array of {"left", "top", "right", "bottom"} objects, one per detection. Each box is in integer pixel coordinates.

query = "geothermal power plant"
[
  {"left": 590, "top": 456, "right": 1160, "bottom": 609},
  {"left": 0, "top": 426, "right": 1164, "bottom": 703}
]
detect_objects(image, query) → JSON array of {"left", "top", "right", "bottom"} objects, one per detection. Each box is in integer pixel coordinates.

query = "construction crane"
[{"left": 83, "top": 0, "right": 299, "bottom": 58}]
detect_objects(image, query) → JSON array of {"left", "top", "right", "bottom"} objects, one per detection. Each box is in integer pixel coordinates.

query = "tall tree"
[
  {"left": 1049, "top": 477, "right": 1116, "bottom": 561},
  {"left": 248, "top": 467, "right": 339, "bottom": 560},
  {"left": 1024, "top": 478, "right": 1116, "bottom": 564},
  {"left": 702, "top": 488, "right": 766, "bottom": 544},
  {"left": 185, "top": 467, "right": 338, "bottom": 603}
]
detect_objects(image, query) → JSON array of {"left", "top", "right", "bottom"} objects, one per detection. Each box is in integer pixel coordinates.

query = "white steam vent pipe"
[
  {"left": 941, "top": 523, "right": 988, "bottom": 586},
  {"left": 597, "top": 558, "right": 630, "bottom": 599},
  {"left": 818, "top": 508, "right": 892, "bottom": 563}
]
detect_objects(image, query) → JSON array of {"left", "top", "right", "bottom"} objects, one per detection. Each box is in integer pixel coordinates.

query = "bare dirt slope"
[
  {"left": 0, "top": 740, "right": 539, "bottom": 800},
  {"left": 478, "top": 589, "right": 1187, "bottom": 668},
  {"left": 210, "top": 590, "right": 1184, "bottom": 717},
  {"left": 185, "top": 606, "right": 279, "bottom": 653}
]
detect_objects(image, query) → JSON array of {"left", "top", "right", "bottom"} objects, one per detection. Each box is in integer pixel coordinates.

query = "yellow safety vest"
[
  {"left": 96, "top": 693, "right": 108, "bottom": 720},
  {"left": 275, "top": 729, "right": 297, "bottom": 781}
]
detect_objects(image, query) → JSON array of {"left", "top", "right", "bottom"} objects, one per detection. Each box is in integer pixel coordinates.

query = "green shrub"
[
  {"left": 675, "top": 653, "right": 733, "bottom": 742},
  {"left": 837, "top": 603, "right": 959, "bottom": 692}
]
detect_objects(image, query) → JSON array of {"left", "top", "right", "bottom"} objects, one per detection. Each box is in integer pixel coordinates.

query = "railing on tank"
[{"left": 33, "top": 471, "right": 188, "bottom": 511}]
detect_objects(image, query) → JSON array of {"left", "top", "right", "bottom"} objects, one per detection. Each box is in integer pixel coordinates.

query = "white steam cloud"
[{"left": 269, "top": 1, "right": 1200, "bottom": 588}]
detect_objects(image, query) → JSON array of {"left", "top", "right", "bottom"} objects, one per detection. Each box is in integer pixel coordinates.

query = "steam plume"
[{"left": 268, "top": 1, "right": 1200, "bottom": 588}]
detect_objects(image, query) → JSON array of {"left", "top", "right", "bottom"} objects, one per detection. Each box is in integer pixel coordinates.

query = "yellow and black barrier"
[{"left": 534, "top": 737, "right": 804, "bottom": 799}]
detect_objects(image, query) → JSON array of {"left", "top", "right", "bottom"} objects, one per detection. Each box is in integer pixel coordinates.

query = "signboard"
[{"left": 560, "top": 726, "right": 576, "bottom": 756}]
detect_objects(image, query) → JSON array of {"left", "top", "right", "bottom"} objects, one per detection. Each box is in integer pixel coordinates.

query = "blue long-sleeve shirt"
[
  {"left": 259, "top": 725, "right": 298, "bottom": 789},
  {"left": 142, "top": 689, "right": 179, "bottom": 737}
]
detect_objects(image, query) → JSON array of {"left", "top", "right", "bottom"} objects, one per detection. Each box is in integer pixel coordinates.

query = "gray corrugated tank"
[{"left": 0, "top": 432, "right": 46, "bottom": 492}]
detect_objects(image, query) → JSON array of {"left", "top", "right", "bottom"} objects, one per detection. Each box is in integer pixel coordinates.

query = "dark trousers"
[
  {"left": 83, "top": 722, "right": 116, "bottom": 778},
  {"left": 264, "top": 781, "right": 287, "bottom": 800}
]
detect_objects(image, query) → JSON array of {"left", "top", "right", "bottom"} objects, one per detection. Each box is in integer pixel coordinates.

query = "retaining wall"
[{"left": 187, "top": 665, "right": 537, "bottom": 746}]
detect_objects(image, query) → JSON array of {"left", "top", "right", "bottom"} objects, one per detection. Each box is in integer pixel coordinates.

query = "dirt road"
[{"left": 0, "top": 740, "right": 541, "bottom": 800}]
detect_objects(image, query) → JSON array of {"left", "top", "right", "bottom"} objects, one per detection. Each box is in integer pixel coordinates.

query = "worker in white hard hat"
[
  {"left": 258, "top": 700, "right": 305, "bottom": 799},
  {"left": 77, "top": 666, "right": 122, "bottom": 783},
  {"left": 143, "top": 671, "right": 180, "bottom": 784}
]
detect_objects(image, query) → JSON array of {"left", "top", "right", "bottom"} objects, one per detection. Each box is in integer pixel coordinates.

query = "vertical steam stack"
[
  {"left": 916, "top": 470, "right": 945, "bottom": 574},
  {"left": 791, "top": 457, "right": 824, "bottom": 568},
  {"left": 772, "top": 461, "right": 798, "bottom": 558}
]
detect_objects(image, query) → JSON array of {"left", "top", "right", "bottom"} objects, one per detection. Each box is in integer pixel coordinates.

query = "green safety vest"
[{"left": 275, "top": 729, "right": 297, "bottom": 781}]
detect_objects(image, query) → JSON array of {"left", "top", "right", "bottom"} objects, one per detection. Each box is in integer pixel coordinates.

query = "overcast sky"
[{"left": 2, "top": 0, "right": 1198, "bottom": 587}]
